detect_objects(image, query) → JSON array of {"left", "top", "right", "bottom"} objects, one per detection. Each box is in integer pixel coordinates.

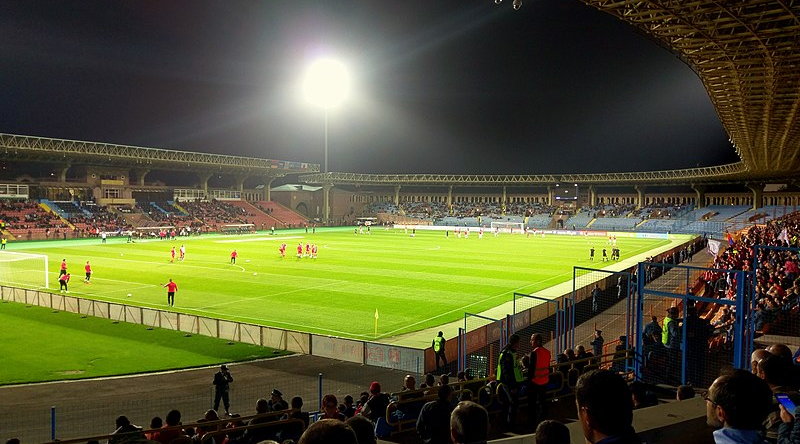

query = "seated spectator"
[
  {"left": 706, "top": 369, "right": 773, "bottom": 444},
  {"left": 778, "top": 401, "right": 800, "bottom": 444},
  {"left": 297, "top": 419, "right": 358, "bottom": 444},
  {"left": 677, "top": 385, "right": 696, "bottom": 401},
  {"left": 346, "top": 415, "right": 377, "bottom": 444},
  {"left": 439, "top": 374, "right": 450, "bottom": 386},
  {"left": 340, "top": 394, "right": 356, "bottom": 418},
  {"left": 109, "top": 415, "right": 145, "bottom": 444},
  {"left": 575, "top": 370, "right": 638, "bottom": 444},
  {"left": 535, "top": 420, "right": 570, "bottom": 444},
  {"left": 146, "top": 417, "right": 162, "bottom": 440},
  {"left": 759, "top": 354, "right": 798, "bottom": 440},
  {"left": 630, "top": 381, "right": 658, "bottom": 409},
  {"left": 320, "top": 394, "right": 346, "bottom": 421},
  {"left": 268, "top": 389, "right": 289, "bottom": 411},
  {"left": 361, "top": 382, "right": 390, "bottom": 422},
  {"left": 402, "top": 374, "right": 417, "bottom": 391},
  {"left": 416, "top": 385, "right": 454, "bottom": 444},
  {"left": 153, "top": 409, "right": 185, "bottom": 444},
  {"left": 241, "top": 398, "right": 273, "bottom": 443},
  {"left": 282, "top": 396, "right": 310, "bottom": 428},
  {"left": 457, "top": 371, "right": 468, "bottom": 382},
  {"left": 421, "top": 373, "right": 436, "bottom": 390},
  {"left": 450, "top": 401, "right": 489, "bottom": 444}
]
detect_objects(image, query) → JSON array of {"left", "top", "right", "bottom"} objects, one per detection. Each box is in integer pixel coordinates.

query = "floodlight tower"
[{"left": 302, "top": 58, "right": 351, "bottom": 223}]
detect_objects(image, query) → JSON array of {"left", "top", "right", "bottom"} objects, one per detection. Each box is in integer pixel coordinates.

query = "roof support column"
[
  {"left": 234, "top": 174, "right": 248, "bottom": 193},
  {"left": 57, "top": 164, "right": 71, "bottom": 183},
  {"left": 198, "top": 172, "right": 213, "bottom": 195},
  {"left": 692, "top": 184, "right": 706, "bottom": 209},
  {"left": 133, "top": 169, "right": 150, "bottom": 186},
  {"left": 263, "top": 178, "right": 275, "bottom": 202},
  {"left": 746, "top": 182, "right": 764, "bottom": 210},
  {"left": 501, "top": 186, "right": 507, "bottom": 215},
  {"left": 547, "top": 186, "right": 554, "bottom": 206},
  {"left": 447, "top": 186, "right": 453, "bottom": 215},
  {"left": 588, "top": 185, "right": 597, "bottom": 207},
  {"left": 323, "top": 184, "right": 332, "bottom": 224},
  {"left": 394, "top": 185, "right": 401, "bottom": 206},
  {"left": 634, "top": 185, "right": 646, "bottom": 210}
]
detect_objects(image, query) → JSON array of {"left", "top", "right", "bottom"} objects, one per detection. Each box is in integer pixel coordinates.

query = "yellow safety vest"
[
  {"left": 662, "top": 316, "right": 673, "bottom": 345},
  {"left": 433, "top": 336, "right": 444, "bottom": 353},
  {"left": 496, "top": 349, "right": 525, "bottom": 383}
]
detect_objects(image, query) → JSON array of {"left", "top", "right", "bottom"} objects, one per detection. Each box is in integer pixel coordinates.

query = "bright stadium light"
[
  {"left": 302, "top": 57, "right": 351, "bottom": 223},
  {"left": 302, "top": 58, "right": 351, "bottom": 110}
]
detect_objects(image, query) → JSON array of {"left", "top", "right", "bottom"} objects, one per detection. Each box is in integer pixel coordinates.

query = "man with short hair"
[
  {"left": 527, "top": 333, "right": 552, "bottom": 428},
  {"left": 450, "top": 401, "right": 489, "bottom": 444},
  {"left": 433, "top": 331, "right": 448, "bottom": 373},
  {"left": 497, "top": 334, "right": 525, "bottom": 427},
  {"left": 575, "top": 369, "right": 639, "bottom": 444},
  {"left": 706, "top": 369, "right": 773, "bottom": 444},
  {"left": 416, "top": 384, "right": 453, "bottom": 444},
  {"left": 153, "top": 409, "right": 185, "bottom": 444},
  {"left": 298, "top": 419, "right": 358, "bottom": 444}
]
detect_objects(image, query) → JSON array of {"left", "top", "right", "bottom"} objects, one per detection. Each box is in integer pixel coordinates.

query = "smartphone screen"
[{"left": 776, "top": 393, "right": 797, "bottom": 412}]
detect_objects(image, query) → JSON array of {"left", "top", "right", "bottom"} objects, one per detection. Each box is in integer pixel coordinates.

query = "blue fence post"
[
  {"left": 318, "top": 373, "right": 323, "bottom": 410},
  {"left": 50, "top": 406, "right": 56, "bottom": 441},
  {"left": 680, "top": 292, "right": 688, "bottom": 385},
  {"left": 733, "top": 272, "right": 745, "bottom": 369},
  {"left": 635, "top": 262, "right": 646, "bottom": 380},
  {"left": 458, "top": 327, "right": 465, "bottom": 373}
]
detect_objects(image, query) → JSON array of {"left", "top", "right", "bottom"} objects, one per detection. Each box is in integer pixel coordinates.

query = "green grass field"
[
  {"left": 1, "top": 228, "right": 675, "bottom": 340},
  {"left": 0, "top": 301, "right": 289, "bottom": 384}
]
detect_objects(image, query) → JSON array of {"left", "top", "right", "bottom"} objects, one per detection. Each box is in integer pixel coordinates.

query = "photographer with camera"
[{"left": 213, "top": 364, "right": 234, "bottom": 416}]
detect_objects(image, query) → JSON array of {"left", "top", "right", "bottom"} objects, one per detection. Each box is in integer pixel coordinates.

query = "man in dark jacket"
[
  {"left": 360, "top": 381, "right": 390, "bottom": 422},
  {"left": 213, "top": 364, "right": 234, "bottom": 415},
  {"left": 416, "top": 384, "right": 454, "bottom": 444}
]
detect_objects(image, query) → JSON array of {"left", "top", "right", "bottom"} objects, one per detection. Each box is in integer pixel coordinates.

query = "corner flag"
[{"left": 374, "top": 309, "right": 379, "bottom": 337}]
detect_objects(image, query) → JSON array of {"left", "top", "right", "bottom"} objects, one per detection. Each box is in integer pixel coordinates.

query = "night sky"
[{"left": 0, "top": 0, "right": 740, "bottom": 175}]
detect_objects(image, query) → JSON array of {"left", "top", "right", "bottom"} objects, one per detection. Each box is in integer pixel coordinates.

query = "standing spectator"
[
  {"left": 433, "top": 331, "right": 448, "bottom": 373},
  {"left": 416, "top": 384, "right": 454, "bottom": 444},
  {"left": 162, "top": 278, "right": 178, "bottom": 307},
  {"left": 575, "top": 370, "right": 638, "bottom": 444},
  {"left": 706, "top": 369, "right": 773, "bottom": 444},
  {"left": 535, "top": 420, "right": 571, "bottom": 444},
  {"left": 360, "top": 382, "right": 390, "bottom": 422},
  {"left": 213, "top": 364, "right": 233, "bottom": 416},
  {"left": 591, "top": 284, "right": 602, "bottom": 313},
  {"left": 450, "top": 401, "right": 489, "bottom": 444},
  {"left": 590, "top": 330, "right": 604, "bottom": 359},
  {"left": 642, "top": 316, "right": 662, "bottom": 346},
  {"left": 527, "top": 333, "right": 552, "bottom": 428}
]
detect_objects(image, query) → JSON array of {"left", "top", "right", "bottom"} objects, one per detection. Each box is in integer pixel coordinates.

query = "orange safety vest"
[{"left": 531, "top": 347, "right": 551, "bottom": 386}]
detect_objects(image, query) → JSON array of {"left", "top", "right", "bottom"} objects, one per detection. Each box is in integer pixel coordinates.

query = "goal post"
[
  {"left": 0, "top": 251, "right": 49, "bottom": 289},
  {"left": 489, "top": 221, "right": 525, "bottom": 233}
]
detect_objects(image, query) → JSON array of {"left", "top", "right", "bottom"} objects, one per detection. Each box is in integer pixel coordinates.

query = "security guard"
[
  {"left": 432, "top": 331, "right": 447, "bottom": 373},
  {"left": 497, "top": 334, "right": 525, "bottom": 427}
]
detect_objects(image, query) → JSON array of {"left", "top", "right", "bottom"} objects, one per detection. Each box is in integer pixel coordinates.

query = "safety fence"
[
  {"left": 636, "top": 263, "right": 749, "bottom": 388},
  {"left": 460, "top": 313, "right": 506, "bottom": 379}
]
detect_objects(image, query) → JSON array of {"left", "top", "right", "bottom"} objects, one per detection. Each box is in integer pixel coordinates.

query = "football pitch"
[{"left": 1, "top": 227, "right": 679, "bottom": 340}]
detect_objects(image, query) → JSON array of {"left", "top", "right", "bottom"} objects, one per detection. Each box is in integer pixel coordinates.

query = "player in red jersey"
[
  {"left": 230, "top": 250, "right": 238, "bottom": 264},
  {"left": 162, "top": 278, "right": 178, "bottom": 306},
  {"left": 305, "top": 243, "right": 311, "bottom": 257},
  {"left": 296, "top": 243, "right": 303, "bottom": 258},
  {"left": 60, "top": 258, "right": 67, "bottom": 277},
  {"left": 279, "top": 243, "right": 287, "bottom": 258},
  {"left": 170, "top": 246, "right": 176, "bottom": 263},
  {"left": 84, "top": 261, "right": 92, "bottom": 283},
  {"left": 59, "top": 272, "right": 70, "bottom": 293}
]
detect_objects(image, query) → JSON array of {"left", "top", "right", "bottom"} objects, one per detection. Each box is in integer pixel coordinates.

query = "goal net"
[
  {"left": 0, "top": 251, "right": 49, "bottom": 290},
  {"left": 490, "top": 221, "right": 525, "bottom": 233}
]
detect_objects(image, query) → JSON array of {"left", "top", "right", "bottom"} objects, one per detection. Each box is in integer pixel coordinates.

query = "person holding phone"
[{"left": 778, "top": 393, "right": 800, "bottom": 444}]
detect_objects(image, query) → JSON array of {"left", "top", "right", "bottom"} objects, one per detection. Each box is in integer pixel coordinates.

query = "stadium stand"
[{"left": 256, "top": 201, "right": 308, "bottom": 227}]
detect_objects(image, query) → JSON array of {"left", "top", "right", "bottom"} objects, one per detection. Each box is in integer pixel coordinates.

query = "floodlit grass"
[
  {"left": 0, "top": 301, "right": 289, "bottom": 385},
  {"left": 2, "top": 228, "right": 673, "bottom": 339}
]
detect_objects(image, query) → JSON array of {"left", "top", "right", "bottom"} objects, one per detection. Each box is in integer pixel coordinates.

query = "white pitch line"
[
  {"left": 214, "top": 236, "right": 302, "bottom": 243},
  {"left": 379, "top": 270, "right": 573, "bottom": 337},
  {"left": 197, "top": 281, "right": 341, "bottom": 310}
]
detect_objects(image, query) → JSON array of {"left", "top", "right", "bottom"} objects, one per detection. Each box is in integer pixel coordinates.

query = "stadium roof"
[
  {"left": 302, "top": 0, "right": 800, "bottom": 187},
  {"left": 0, "top": 133, "right": 320, "bottom": 177}
]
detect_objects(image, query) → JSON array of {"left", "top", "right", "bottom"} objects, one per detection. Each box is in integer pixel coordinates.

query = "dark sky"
[{"left": 0, "top": 0, "right": 739, "bottom": 175}]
